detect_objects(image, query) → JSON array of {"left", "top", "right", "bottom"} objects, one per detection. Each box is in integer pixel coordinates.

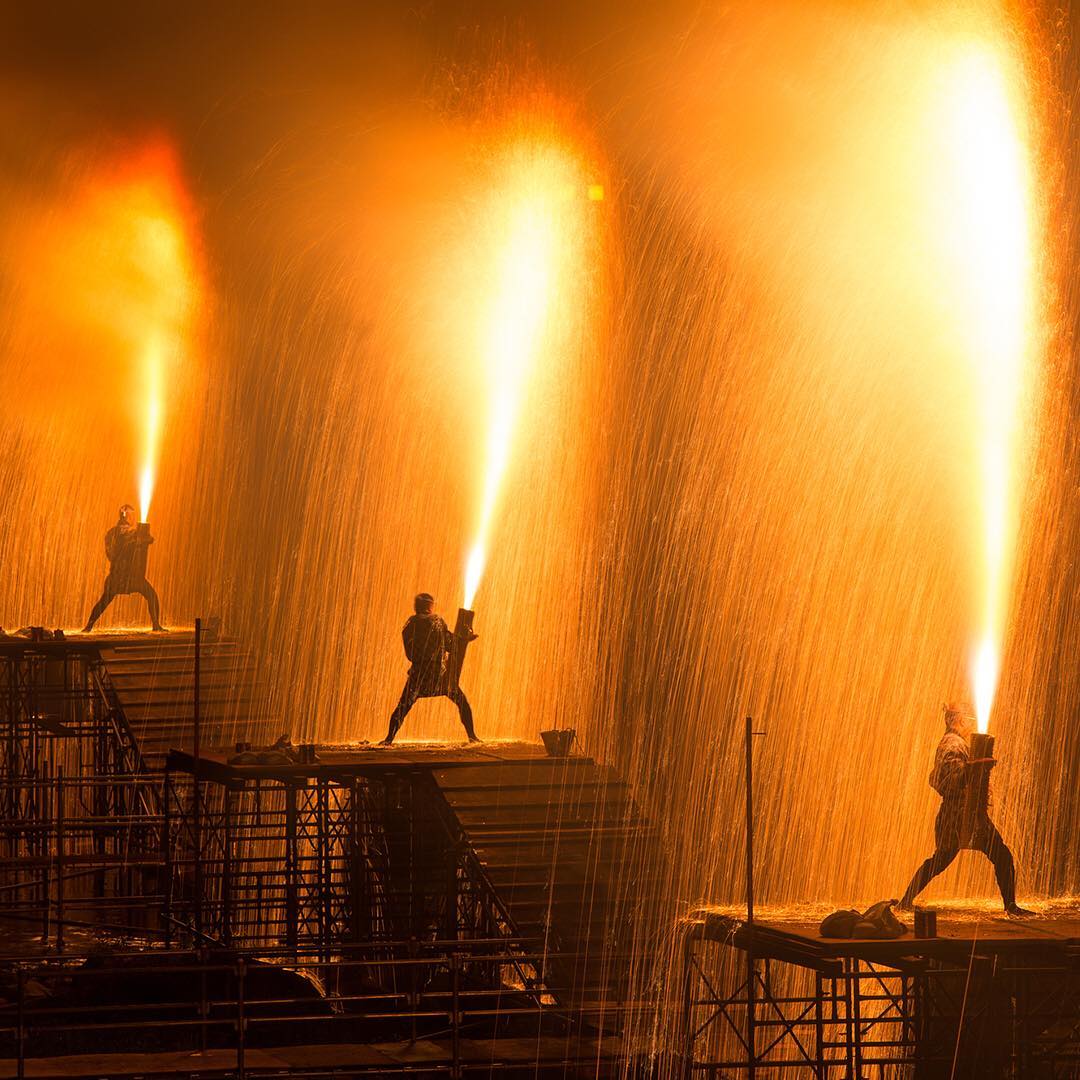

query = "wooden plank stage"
[{"left": 695, "top": 905, "right": 1080, "bottom": 968}]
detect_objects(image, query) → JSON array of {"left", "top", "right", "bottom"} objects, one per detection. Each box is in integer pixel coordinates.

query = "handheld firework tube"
[
  {"left": 133, "top": 521, "right": 152, "bottom": 580},
  {"left": 446, "top": 608, "right": 475, "bottom": 694},
  {"left": 968, "top": 731, "right": 995, "bottom": 821}
]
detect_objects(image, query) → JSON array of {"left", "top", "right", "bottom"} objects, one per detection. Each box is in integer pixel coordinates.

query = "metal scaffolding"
[
  {"left": 0, "top": 938, "right": 646, "bottom": 1077},
  {"left": 679, "top": 912, "right": 1080, "bottom": 1079},
  {"left": 0, "top": 638, "right": 161, "bottom": 943},
  {"left": 162, "top": 755, "right": 549, "bottom": 1010}
]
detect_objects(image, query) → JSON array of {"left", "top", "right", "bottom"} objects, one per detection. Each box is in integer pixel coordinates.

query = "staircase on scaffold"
[
  {"left": 432, "top": 755, "right": 662, "bottom": 1016},
  {"left": 92, "top": 631, "right": 275, "bottom": 771}
]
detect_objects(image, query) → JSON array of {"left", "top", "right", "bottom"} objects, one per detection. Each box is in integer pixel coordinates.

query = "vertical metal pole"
[
  {"left": 745, "top": 715, "right": 755, "bottom": 926},
  {"left": 744, "top": 715, "right": 756, "bottom": 1080},
  {"left": 40, "top": 759, "right": 50, "bottom": 946},
  {"left": 286, "top": 783, "right": 298, "bottom": 957},
  {"left": 679, "top": 925, "right": 704, "bottom": 1078},
  {"left": 236, "top": 956, "right": 246, "bottom": 1080},
  {"left": 199, "top": 944, "right": 209, "bottom": 1055},
  {"left": 55, "top": 767, "right": 64, "bottom": 953},
  {"left": 163, "top": 767, "right": 173, "bottom": 947},
  {"left": 193, "top": 618, "right": 203, "bottom": 940},
  {"left": 852, "top": 959, "right": 864, "bottom": 1078},
  {"left": 194, "top": 617, "right": 202, "bottom": 763},
  {"left": 348, "top": 779, "right": 363, "bottom": 944},
  {"left": 318, "top": 777, "right": 330, "bottom": 960},
  {"left": 223, "top": 787, "right": 234, "bottom": 947},
  {"left": 815, "top": 971, "right": 825, "bottom": 1079},
  {"left": 16, "top": 968, "right": 25, "bottom": 1080},
  {"left": 450, "top": 952, "right": 461, "bottom": 1080}
]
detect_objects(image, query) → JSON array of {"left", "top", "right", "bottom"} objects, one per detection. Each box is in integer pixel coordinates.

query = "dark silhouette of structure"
[
  {"left": 382, "top": 592, "right": 478, "bottom": 744},
  {"left": 899, "top": 702, "right": 1031, "bottom": 915},
  {"left": 82, "top": 504, "right": 164, "bottom": 632}
]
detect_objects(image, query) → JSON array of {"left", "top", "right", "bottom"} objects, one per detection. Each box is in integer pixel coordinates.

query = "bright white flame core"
[
  {"left": 462, "top": 150, "right": 571, "bottom": 609},
  {"left": 938, "top": 45, "right": 1036, "bottom": 733},
  {"left": 138, "top": 337, "right": 163, "bottom": 521},
  {"left": 973, "top": 637, "right": 999, "bottom": 735}
]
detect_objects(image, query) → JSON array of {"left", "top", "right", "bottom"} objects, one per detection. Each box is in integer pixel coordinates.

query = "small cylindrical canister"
[
  {"left": 968, "top": 732, "right": 995, "bottom": 817},
  {"left": 914, "top": 909, "right": 937, "bottom": 939},
  {"left": 133, "top": 522, "right": 152, "bottom": 580},
  {"left": 446, "top": 608, "right": 475, "bottom": 692}
]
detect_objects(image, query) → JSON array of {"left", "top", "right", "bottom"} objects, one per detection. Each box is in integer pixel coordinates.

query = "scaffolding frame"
[
  {"left": 0, "top": 938, "right": 648, "bottom": 1077},
  {"left": 679, "top": 916, "right": 1080, "bottom": 1078},
  {"left": 162, "top": 760, "right": 551, "bottom": 1004},
  {"left": 0, "top": 642, "right": 163, "bottom": 942}
]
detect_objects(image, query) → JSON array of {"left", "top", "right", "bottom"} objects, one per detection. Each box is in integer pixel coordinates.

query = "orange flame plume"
[
  {"left": 933, "top": 43, "right": 1039, "bottom": 733},
  {"left": 461, "top": 128, "right": 593, "bottom": 609}
]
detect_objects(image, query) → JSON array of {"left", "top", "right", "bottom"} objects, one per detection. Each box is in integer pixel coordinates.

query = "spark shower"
[{"left": 0, "top": 0, "right": 1072, "bottom": 919}]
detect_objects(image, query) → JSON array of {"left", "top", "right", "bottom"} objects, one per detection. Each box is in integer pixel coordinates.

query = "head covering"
[
  {"left": 414, "top": 592, "right": 435, "bottom": 613},
  {"left": 943, "top": 701, "right": 975, "bottom": 724}
]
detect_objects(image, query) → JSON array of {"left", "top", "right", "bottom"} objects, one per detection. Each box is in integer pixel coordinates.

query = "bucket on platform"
[
  {"left": 914, "top": 909, "right": 937, "bottom": 939},
  {"left": 540, "top": 729, "right": 575, "bottom": 757}
]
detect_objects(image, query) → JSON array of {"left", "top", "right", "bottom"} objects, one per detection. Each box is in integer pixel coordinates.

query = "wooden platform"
[
  {"left": 166, "top": 740, "right": 563, "bottom": 784},
  {"left": 696, "top": 907, "right": 1080, "bottom": 969},
  {"left": 1, "top": 630, "right": 274, "bottom": 771}
]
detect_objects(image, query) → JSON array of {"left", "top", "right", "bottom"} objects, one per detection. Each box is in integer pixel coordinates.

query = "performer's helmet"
[
  {"left": 414, "top": 592, "right": 435, "bottom": 613},
  {"left": 119, "top": 503, "right": 135, "bottom": 517},
  {"left": 943, "top": 701, "right": 975, "bottom": 725}
]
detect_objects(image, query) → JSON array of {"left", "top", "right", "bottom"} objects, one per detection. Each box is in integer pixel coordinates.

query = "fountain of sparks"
[
  {"left": 0, "top": 0, "right": 1063, "bottom": 925},
  {"left": 0, "top": 141, "right": 201, "bottom": 629},
  {"left": 590, "top": 0, "right": 1053, "bottom": 933},
  {"left": 931, "top": 46, "right": 1040, "bottom": 736},
  {"left": 461, "top": 135, "right": 587, "bottom": 611},
  {"left": 252, "top": 100, "right": 605, "bottom": 744}
]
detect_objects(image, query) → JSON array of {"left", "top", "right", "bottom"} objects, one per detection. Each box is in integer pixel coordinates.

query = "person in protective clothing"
[
  {"left": 381, "top": 592, "right": 478, "bottom": 745},
  {"left": 899, "top": 702, "right": 1032, "bottom": 916},
  {"left": 82, "top": 504, "right": 164, "bottom": 632}
]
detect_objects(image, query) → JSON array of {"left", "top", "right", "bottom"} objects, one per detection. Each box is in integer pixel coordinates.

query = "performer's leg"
[
  {"left": 900, "top": 845, "right": 959, "bottom": 908},
  {"left": 383, "top": 682, "right": 418, "bottom": 745},
  {"left": 978, "top": 822, "right": 1018, "bottom": 910},
  {"left": 137, "top": 581, "right": 164, "bottom": 631},
  {"left": 82, "top": 582, "right": 117, "bottom": 632},
  {"left": 447, "top": 686, "right": 478, "bottom": 741}
]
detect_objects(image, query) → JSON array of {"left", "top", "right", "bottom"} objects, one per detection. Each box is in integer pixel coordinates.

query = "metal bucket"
[{"left": 540, "top": 729, "right": 576, "bottom": 757}]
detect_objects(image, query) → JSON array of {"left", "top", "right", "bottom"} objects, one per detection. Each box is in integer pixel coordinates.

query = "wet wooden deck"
[
  {"left": 696, "top": 908, "right": 1080, "bottom": 966},
  {"left": 166, "top": 739, "right": 567, "bottom": 783}
]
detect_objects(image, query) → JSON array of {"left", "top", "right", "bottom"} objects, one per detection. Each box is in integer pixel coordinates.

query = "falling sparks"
[
  {"left": 0, "top": 1, "right": 1067, "bottom": 944},
  {"left": 934, "top": 43, "right": 1039, "bottom": 733}
]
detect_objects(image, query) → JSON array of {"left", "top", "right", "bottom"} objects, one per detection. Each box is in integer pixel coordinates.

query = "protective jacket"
[
  {"left": 402, "top": 613, "right": 451, "bottom": 694},
  {"left": 930, "top": 731, "right": 990, "bottom": 849},
  {"left": 104, "top": 524, "right": 153, "bottom": 594}
]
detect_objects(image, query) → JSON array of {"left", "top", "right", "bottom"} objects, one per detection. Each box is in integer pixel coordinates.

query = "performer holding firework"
[
  {"left": 82, "top": 504, "right": 164, "bottom": 632},
  {"left": 899, "top": 702, "right": 1032, "bottom": 916}
]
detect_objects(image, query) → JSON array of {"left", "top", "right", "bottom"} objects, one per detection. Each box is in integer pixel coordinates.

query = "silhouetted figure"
[
  {"left": 82, "top": 504, "right": 164, "bottom": 632},
  {"left": 899, "top": 703, "right": 1032, "bottom": 916},
  {"left": 382, "top": 592, "right": 478, "bottom": 745}
]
